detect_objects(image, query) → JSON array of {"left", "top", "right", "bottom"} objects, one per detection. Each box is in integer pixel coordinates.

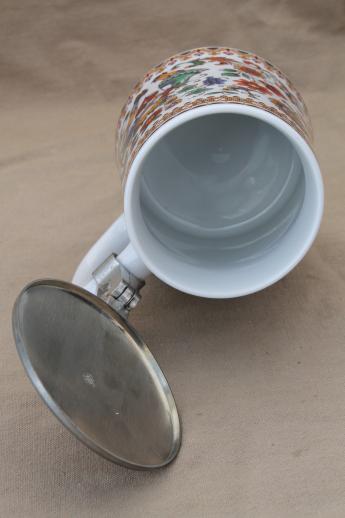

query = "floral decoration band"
[{"left": 116, "top": 47, "right": 313, "bottom": 186}]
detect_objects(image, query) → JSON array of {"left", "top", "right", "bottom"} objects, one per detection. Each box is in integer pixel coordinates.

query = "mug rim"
[{"left": 124, "top": 103, "right": 324, "bottom": 298}]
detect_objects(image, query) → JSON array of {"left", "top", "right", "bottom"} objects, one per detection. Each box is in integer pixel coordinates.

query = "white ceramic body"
[{"left": 74, "top": 103, "right": 323, "bottom": 298}]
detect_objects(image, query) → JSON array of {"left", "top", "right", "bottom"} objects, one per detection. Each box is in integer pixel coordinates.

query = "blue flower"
[{"left": 203, "top": 76, "right": 225, "bottom": 86}]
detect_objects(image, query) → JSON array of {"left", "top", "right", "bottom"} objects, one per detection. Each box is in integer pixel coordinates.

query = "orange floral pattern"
[{"left": 116, "top": 47, "right": 312, "bottom": 186}]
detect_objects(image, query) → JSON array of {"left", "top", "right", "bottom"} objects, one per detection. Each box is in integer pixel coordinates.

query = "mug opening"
[{"left": 125, "top": 105, "right": 323, "bottom": 298}]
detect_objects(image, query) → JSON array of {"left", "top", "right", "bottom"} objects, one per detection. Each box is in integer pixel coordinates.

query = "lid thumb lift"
[{"left": 92, "top": 254, "right": 144, "bottom": 319}]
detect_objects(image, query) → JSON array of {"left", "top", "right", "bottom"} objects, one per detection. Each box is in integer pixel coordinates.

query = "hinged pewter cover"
[{"left": 12, "top": 279, "right": 181, "bottom": 470}]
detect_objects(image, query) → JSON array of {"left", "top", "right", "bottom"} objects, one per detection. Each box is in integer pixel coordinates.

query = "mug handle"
[{"left": 72, "top": 214, "right": 151, "bottom": 294}]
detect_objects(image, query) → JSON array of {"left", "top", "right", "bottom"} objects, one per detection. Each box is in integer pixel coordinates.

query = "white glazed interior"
[{"left": 124, "top": 105, "right": 323, "bottom": 298}]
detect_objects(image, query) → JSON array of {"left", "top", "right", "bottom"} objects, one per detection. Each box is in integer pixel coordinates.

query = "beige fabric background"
[{"left": 1, "top": 1, "right": 345, "bottom": 516}]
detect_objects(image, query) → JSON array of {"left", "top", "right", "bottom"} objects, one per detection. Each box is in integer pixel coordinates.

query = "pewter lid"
[{"left": 12, "top": 279, "right": 181, "bottom": 469}]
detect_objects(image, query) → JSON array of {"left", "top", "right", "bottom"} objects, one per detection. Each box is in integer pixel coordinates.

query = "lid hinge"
[{"left": 92, "top": 254, "right": 144, "bottom": 319}]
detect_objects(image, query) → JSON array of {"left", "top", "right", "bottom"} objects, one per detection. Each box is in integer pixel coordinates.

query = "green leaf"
[{"left": 221, "top": 68, "right": 239, "bottom": 77}]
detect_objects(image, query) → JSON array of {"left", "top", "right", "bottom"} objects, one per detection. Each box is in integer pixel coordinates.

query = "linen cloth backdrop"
[{"left": 1, "top": 1, "right": 345, "bottom": 516}]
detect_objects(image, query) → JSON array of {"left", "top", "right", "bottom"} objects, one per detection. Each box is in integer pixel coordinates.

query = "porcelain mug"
[{"left": 73, "top": 46, "right": 323, "bottom": 299}]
